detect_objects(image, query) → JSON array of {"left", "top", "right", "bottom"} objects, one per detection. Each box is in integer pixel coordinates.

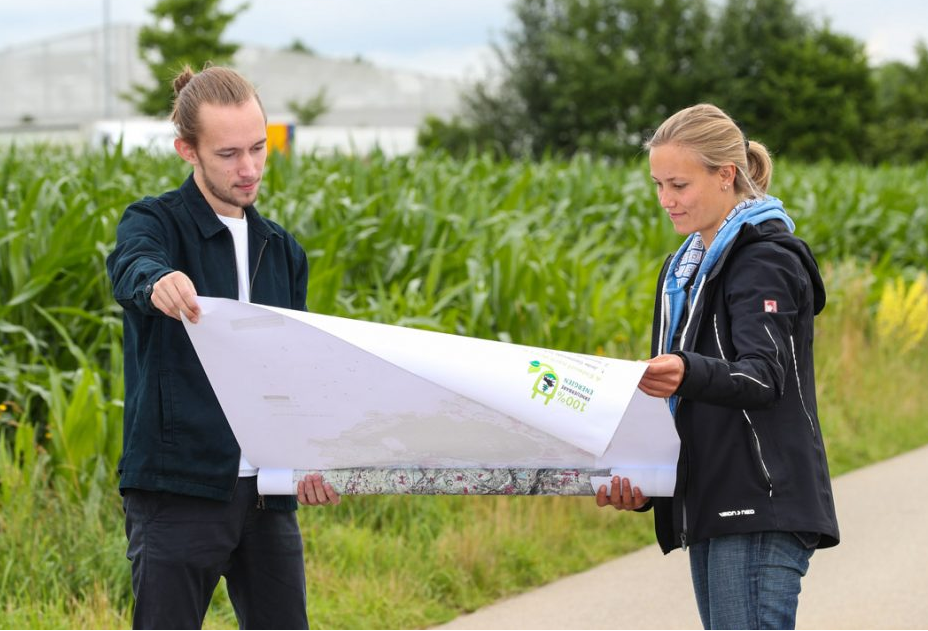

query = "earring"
[{"left": 723, "top": 184, "right": 730, "bottom": 191}]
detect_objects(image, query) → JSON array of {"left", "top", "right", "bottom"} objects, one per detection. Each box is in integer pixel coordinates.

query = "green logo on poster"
[{"left": 528, "top": 360, "right": 559, "bottom": 405}]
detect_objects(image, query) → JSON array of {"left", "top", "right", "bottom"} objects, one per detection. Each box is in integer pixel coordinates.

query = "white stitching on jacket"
[
  {"left": 790, "top": 334, "right": 816, "bottom": 436},
  {"left": 713, "top": 313, "right": 728, "bottom": 361},
  {"left": 764, "top": 324, "right": 782, "bottom": 372},
  {"left": 731, "top": 372, "right": 771, "bottom": 388}
]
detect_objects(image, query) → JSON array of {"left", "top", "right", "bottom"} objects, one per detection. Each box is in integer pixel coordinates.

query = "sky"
[{"left": 0, "top": 0, "right": 925, "bottom": 79}]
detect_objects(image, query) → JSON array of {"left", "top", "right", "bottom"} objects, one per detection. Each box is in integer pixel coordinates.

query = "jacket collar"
[{"left": 179, "top": 174, "right": 278, "bottom": 240}]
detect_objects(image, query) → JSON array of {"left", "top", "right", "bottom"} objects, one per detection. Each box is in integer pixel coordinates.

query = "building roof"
[{"left": 0, "top": 24, "right": 464, "bottom": 129}]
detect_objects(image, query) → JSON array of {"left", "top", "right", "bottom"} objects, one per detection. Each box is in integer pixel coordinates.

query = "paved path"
[{"left": 438, "top": 444, "right": 928, "bottom": 629}]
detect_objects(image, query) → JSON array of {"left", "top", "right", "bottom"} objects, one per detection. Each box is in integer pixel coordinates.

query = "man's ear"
[{"left": 174, "top": 137, "right": 198, "bottom": 165}]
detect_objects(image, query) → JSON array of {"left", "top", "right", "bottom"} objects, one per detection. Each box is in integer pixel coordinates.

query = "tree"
[
  {"left": 285, "top": 38, "right": 317, "bottom": 55},
  {"left": 286, "top": 88, "right": 330, "bottom": 125},
  {"left": 422, "top": 0, "right": 882, "bottom": 162},
  {"left": 127, "top": 0, "right": 249, "bottom": 116},
  {"left": 453, "top": 0, "right": 717, "bottom": 158},
  {"left": 707, "top": 0, "right": 874, "bottom": 160},
  {"left": 867, "top": 42, "right": 928, "bottom": 163}
]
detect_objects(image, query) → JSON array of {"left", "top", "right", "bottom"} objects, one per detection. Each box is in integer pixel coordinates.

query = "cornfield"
[{"left": 1, "top": 144, "right": 926, "bottom": 628}]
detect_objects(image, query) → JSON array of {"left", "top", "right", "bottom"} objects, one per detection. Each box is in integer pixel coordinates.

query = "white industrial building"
[{"left": 0, "top": 24, "right": 465, "bottom": 154}]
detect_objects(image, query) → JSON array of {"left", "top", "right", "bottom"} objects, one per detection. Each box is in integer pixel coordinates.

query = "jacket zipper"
[
  {"left": 679, "top": 277, "right": 706, "bottom": 351},
  {"left": 657, "top": 255, "right": 690, "bottom": 550},
  {"left": 743, "top": 410, "right": 774, "bottom": 496},
  {"left": 675, "top": 398, "right": 689, "bottom": 551},
  {"left": 224, "top": 229, "right": 270, "bottom": 501},
  {"left": 250, "top": 237, "right": 269, "bottom": 296},
  {"left": 658, "top": 291, "right": 669, "bottom": 354},
  {"left": 250, "top": 236, "right": 269, "bottom": 512},
  {"left": 677, "top": 278, "right": 706, "bottom": 551},
  {"left": 681, "top": 501, "right": 688, "bottom": 550}
]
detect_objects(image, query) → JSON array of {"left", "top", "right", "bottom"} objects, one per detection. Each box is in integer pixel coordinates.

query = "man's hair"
[{"left": 171, "top": 64, "right": 266, "bottom": 146}]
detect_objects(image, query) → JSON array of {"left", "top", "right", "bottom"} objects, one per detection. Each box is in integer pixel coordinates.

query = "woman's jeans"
[{"left": 688, "top": 531, "right": 814, "bottom": 630}]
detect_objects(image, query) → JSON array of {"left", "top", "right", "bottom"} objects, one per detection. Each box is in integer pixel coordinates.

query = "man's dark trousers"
[{"left": 124, "top": 476, "right": 308, "bottom": 630}]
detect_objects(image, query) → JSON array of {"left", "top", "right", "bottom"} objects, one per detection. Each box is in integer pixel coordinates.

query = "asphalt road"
[{"left": 437, "top": 444, "right": 928, "bottom": 629}]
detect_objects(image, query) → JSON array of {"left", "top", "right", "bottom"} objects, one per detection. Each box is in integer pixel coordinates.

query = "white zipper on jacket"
[
  {"left": 742, "top": 409, "right": 774, "bottom": 497},
  {"left": 658, "top": 291, "right": 669, "bottom": 355},
  {"left": 679, "top": 276, "right": 706, "bottom": 351},
  {"left": 674, "top": 276, "right": 705, "bottom": 552},
  {"left": 659, "top": 289, "right": 688, "bottom": 549}
]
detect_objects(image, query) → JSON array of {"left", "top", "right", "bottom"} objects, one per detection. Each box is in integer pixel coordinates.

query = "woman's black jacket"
[{"left": 648, "top": 219, "right": 840, "bottom": 553}]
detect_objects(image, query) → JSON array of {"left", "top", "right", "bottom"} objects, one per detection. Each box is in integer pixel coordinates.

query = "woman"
[{"left": 597, "top": 104, "right": 839, "bottom": 630}]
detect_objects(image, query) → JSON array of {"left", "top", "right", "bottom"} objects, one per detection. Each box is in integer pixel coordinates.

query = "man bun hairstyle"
[
  {"left": 170, "top": 63, "right": 266, "bottom": 147},
  {"left": 644, "top": 103, "right": 773, "bottom": 198}
]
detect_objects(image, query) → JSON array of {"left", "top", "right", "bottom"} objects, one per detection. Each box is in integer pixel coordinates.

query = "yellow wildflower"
[{"left": 876, "top": 273, "right": 928, "bottom": 353}]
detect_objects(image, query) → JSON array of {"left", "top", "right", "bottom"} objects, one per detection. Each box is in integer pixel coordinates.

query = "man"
[{"left": 106, "top": 65, "right": 339, "bottom": 629}]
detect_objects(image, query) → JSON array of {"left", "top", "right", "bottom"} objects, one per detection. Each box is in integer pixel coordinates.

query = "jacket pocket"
[
  {"left": 159, "top": 370, "right": 175, "bottom": 444},
  {"left": 742, "top": 410, "right": 774, "bottom": 496}
]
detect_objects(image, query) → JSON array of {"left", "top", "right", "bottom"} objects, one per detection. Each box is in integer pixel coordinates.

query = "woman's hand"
[
  {"left": 595, "top": 476, "right": 649, "bottom": 511},
  {"left": 638, "top": 353, "right": 685, "bottom": 397}
]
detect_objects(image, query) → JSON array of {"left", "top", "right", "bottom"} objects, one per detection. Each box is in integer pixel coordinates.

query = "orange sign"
[{"left": 266, "top": 123, "right": 294, "bottom": 155}]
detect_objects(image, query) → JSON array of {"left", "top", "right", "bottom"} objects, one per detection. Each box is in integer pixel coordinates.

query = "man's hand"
[
  {"left": 297, "top": 473, "right": 341, "bottom": 506},
  {"left": 151, "top": 271, "right": 201, "bottom": 323},
  {"left": 638, "top": 353, "right": 685, "bottom": 398},
  {"left": 595, "top": 476, "right": 649, "bottom": 511}
]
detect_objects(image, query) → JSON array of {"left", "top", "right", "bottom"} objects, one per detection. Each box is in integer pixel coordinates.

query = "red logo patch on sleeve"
[{"left": 764, "top": 300, "right": 778, "bottom": 313}]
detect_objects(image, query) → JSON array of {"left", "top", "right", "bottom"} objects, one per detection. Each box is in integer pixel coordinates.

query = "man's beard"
[{"left": 203, "top": 170, "right": 260, "bottom": 210}]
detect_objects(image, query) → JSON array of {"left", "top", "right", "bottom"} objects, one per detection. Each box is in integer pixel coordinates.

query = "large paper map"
[{"left": 183, "top": 298, "right": 680, "bottom": 495}]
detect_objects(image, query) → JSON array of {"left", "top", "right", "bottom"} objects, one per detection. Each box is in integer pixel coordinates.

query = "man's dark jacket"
[
  {"left": 648, "top": 219, "right": 840, "bottom": 553},
  {"left": 106, "top": 175, "right": 308, "bottom": 510}
]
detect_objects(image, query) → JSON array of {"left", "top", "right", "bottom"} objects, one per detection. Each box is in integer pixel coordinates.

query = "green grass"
[
  {"left": 1, "top": 145, "right": 927, "bottom": 628},
  {"left": 814, "top": 263, "right": 928, "bottom": 475}
]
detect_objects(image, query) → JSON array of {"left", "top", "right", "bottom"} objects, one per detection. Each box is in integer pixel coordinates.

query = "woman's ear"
[{"left": 719, "top": 164, "right": 736, "bottom": 188}]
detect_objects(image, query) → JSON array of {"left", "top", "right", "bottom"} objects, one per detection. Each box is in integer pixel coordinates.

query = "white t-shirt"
[{"left": 216, "top": 213, "right": 258, "bottom": 477}]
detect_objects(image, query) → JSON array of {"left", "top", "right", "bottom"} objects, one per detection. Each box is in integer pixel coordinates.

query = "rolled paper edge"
[{"left": 258, "top": 467, "right": 675, "bottom": 497}]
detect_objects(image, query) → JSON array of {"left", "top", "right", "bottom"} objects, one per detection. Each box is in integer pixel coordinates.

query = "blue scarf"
[{"left": 662, "top": 196, "right": 795, "bottom": 414}]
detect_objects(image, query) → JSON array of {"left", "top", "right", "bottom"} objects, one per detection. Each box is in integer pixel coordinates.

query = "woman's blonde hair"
[
  {"left": 644, "top": 103, "right": 772, "bottom": 198},
  {"left": 170, "top": 64, "right": 266, "bottom": 147}
]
